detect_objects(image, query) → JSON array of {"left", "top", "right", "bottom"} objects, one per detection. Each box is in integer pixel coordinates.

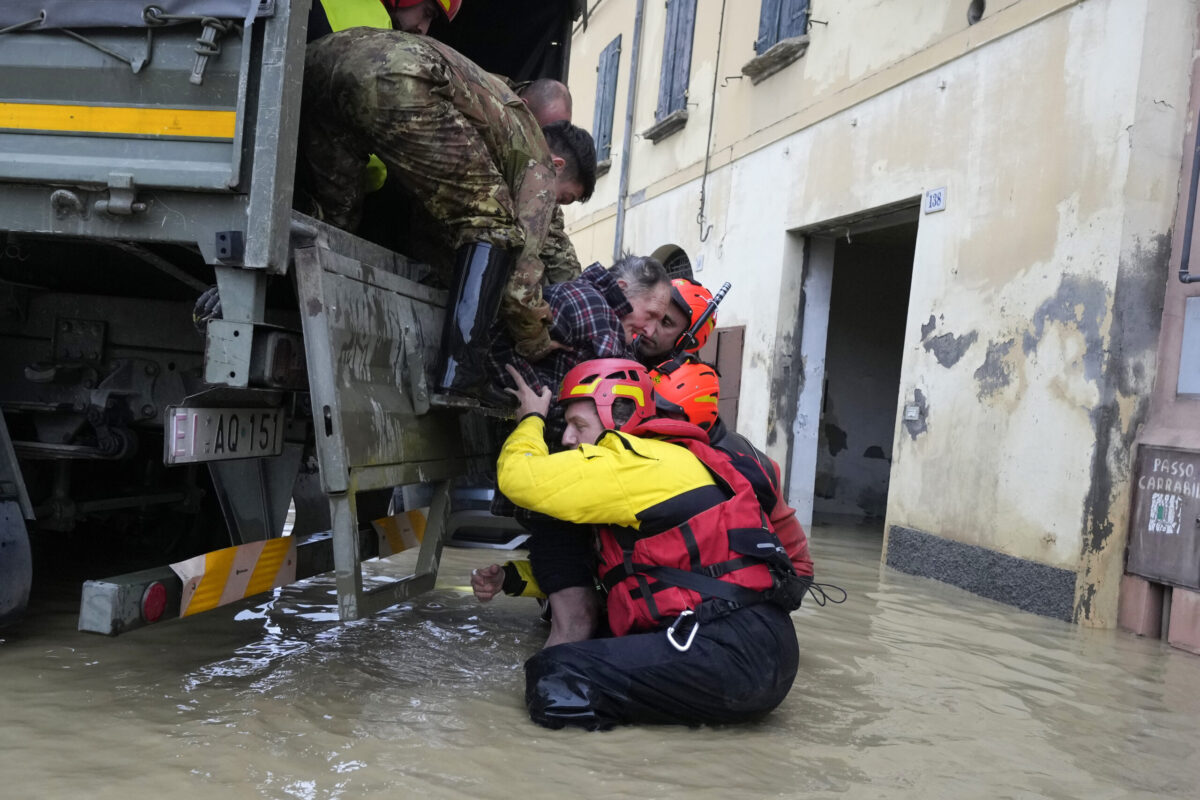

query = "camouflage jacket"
[
  {"left": 414, "top": 37, "right": 579, "bottom": 359},
  {"left": 306, "top": 30, "right": 580, "bottom": 358}
]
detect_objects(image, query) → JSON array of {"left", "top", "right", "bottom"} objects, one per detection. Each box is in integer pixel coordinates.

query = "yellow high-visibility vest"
[{"left": 319, "top": 0, "right": 392, "bottom": 32}]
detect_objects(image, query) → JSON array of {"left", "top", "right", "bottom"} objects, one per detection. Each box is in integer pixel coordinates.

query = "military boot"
[{"left": 434, "top": 242, "right": 513, "bottom": 401}]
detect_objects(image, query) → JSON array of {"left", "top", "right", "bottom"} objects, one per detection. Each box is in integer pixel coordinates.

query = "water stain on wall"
[
  {"left": 1074, "top": 234, "right": 1170, "bottom": 621},
  {"left": 974, "top": 338, "right": 1015, "bottom": 399},
  {"left": 923, "top": 330, "right": 978, "bottom": 368}
]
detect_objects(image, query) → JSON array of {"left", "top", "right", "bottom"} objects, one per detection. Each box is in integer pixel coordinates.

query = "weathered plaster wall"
[
  {"left": 567, "top": 0, "right": 1076, "bottom": 248},
  {"left": 565, "top": 0, "right": 1193, "bottom": 624}
]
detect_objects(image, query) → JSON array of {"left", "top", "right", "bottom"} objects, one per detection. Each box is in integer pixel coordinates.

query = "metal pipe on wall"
[{"left": 613, "top": 0, "right": 645, "bottom": 263}]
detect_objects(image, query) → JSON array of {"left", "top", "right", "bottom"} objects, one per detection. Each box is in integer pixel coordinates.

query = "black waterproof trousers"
[{"left": 525, "top": 604, "right": 799, "bottom": 730}]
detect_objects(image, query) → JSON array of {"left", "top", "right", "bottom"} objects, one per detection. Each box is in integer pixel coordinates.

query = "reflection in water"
[{"left": 2, "top": 521, "right": 1200, "bottom": 799}]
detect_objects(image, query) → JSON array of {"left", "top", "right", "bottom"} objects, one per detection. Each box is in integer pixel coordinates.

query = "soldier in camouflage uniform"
[{"left": 298, "top": 27, "right": 595, "bottom": 398}]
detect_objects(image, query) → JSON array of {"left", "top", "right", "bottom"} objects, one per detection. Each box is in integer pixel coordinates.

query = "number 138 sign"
[{"left": 924, "top": 187, "right": 947, "bottom": 214}]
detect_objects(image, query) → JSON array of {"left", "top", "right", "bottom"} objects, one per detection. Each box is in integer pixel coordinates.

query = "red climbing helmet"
[
  {"left": 385, "top": 0, "right": 461, "bottom": 22},
  {"left": 670, "top": 278, "right": 716, "bottom": 352},
  {"left": 649, "top": 355, "right": 721, "bottom": 431},
  {"left": 558, "top": 358, "right": 657, "bottom": 432}
]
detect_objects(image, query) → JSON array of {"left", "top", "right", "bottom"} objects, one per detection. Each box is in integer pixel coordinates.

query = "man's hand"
[
  {"left": 504, "top": 364, "right": 551, "bottom": 418},
  {"left": 471, "top": 564, "right": 505, "bottom": 603}
]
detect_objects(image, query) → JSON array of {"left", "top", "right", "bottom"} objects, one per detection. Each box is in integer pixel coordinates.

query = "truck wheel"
[{"left": 0, "top": 501, "right": 32, "bottom": 627}]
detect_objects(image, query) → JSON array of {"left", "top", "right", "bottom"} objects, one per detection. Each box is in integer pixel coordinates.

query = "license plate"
[{"left": 165, "top": 406, "right": 286, "bottom": 465}]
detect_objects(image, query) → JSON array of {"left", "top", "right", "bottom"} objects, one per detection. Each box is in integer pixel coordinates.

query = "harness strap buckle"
[{"left": 666, "top": 609, "right": 699, "bottom": 652}]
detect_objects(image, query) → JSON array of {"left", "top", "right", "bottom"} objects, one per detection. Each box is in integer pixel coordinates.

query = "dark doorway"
[{"left": 813, "top": 221, "right": 916, "bottom": 523}]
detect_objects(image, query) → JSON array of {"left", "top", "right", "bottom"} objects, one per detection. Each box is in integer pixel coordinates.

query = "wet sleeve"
[
  {"left": 502, "top": 254, "right": 555, "bottom": 362},
  {"left": 766, "top": 458, "right": 814, "bottom": 577},
  {"left": 502, "top": 559, "right": 545, "bottom": 599},
  {"left": 504, "top": 158, "right": 558, "bottom": 361},
  {"left": 496, "top": 416, "right": 644, "bottom": 527}
]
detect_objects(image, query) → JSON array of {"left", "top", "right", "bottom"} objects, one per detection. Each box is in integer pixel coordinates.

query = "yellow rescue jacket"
[{"left": 497, "top": 415, "right": 716, "bottom": 529}]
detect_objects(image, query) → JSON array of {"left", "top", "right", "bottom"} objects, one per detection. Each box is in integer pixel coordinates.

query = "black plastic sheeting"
[
  {"left": 0, "top": 1, "right": 273, "bottom": 29},
  {"left": 429, "top": 0, "right": 581, "bottom": 82},
  {"left": 4, "top": 1, "right": 583, "bottom": 84}
]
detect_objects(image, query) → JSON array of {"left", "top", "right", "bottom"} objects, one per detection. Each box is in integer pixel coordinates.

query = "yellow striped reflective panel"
[
  {"left": 172, "top": 538, "right": 298, "bottom": 617},
  {"left": 0, "top": 102, "right": 236, "bottom": 139},
  {"left": 371, "top": 508, "right": 428, "bottom": 558}
]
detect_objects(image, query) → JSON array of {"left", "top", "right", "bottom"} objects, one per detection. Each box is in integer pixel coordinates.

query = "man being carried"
[
  {"left": 495, "top": 359, "right": 808, "bottom": 729},
  {"left": 491, "top": 255, "right": 674, "bottom": 395},
  {"left": 298, "top": 28, "right": 596, "bottom": 399}
]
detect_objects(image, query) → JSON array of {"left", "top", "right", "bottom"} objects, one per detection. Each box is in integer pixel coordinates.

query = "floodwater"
[{"left": 3, "top": 520, "right": 1199, "bottom": 799}]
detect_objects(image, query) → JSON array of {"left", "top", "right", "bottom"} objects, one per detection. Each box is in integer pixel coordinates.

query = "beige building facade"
[{"left": 563, "top": 0, "right": 1200, "bottom": 626}]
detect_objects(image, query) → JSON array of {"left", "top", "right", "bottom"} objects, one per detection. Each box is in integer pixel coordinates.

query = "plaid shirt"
[
  {"left": 488, "top": 262, "right": 634, "bottom": 394},
  {"left": 488, "top": 264, "right": 634, "bottom": 517}
]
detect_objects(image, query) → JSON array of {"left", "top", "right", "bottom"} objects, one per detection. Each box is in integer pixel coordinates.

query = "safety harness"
[{"left": 596, "top": 418, "right": 812, "bottom": 642}]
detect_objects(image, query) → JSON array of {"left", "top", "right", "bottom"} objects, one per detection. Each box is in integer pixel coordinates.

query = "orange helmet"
[
  {"left": 385, "top": 0, "right": 461, "bottom": 21},
  {"left": 670, "top": 278, "right": 716, "bottom": 352},
  {"left": 559, "top": 358, "right": 656, "bottom": 432},
  {"left": 649, "top": 356, "right": 721, "bottom": 431}
]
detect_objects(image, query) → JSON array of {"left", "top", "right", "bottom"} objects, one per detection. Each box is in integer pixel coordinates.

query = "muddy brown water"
[{"left": 2, "top": 520, "right": 1199, "bottom": 799}]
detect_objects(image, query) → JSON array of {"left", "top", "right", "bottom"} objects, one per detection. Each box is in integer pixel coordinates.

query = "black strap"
[
  {"left": 699, "top": 555, "right": 759, "bottom": 578},
  {"left": 680, "top": 522, "right": 702, "bottom": 572},
  {"left": 638, "top": 564, "right": 766, "bottom": 607}
]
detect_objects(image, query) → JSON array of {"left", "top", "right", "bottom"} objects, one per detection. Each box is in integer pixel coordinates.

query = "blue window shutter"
[
  {"left": 656, "top": 0, "right": 696, "bottom": 121},
  {"left": 782, "top": 0, "right": 809, "bottom": 40},
  {"left": 755, "top": 0, "right": 783, "bottom": 55},
  {"left": 656, "top": 1, "right": 678, "bottom": 120},
  {"left": 669, "top": 0, "right": 696, "bottom": 116},
  {"left": 593, "top": 35, "right": 621, "bottom": 162}
]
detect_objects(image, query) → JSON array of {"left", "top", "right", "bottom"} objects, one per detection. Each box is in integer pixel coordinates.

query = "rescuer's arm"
[
  {"left": 765, "top": 458, "right": 815, "bottom": 577},
  {"left": 503, "top": 157, "right": 558, "bottom": 361},
  {"left": 471, "top": 561, "right": 545, "bottom": 601},
  {"left": 497, "top": 414, "right": 646, "bottom": 526},
  {"left": 539, "top": 207, "right": 582, "bottom": 284}
]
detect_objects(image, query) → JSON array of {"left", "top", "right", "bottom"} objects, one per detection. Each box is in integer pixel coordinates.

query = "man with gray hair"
[
  {"left": 485, "top": 255, "right": 673, "bottom": 644},
  {"left": 488, "top": 254, "right": 673, "bottom": 396}
]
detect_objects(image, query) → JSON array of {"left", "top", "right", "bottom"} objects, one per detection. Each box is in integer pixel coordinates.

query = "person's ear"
[
  {"left": 616, "top": 278, "right": 629, "bottom": 292},
  {"left": 551, "top": 155, "right": 566, "bottom": 174}
]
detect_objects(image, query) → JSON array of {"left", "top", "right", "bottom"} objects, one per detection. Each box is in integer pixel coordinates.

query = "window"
[
  {"left": 742, "top": 0, "right": 810, "bottom": 84},
  {"left": 642, "top": 0, "right": 696, "bottom": 142},
  {"left": 755, "top": 0, "right": 809, "bottom": 55},
  {"left": 592, "top": 35, "right": 621, "bottom": 167},
  {"left": 662, "top": 248, "right": 693, "bottom": 280},
  {"left": 657, "top": 0, "right": 696, "bottom": 120}
]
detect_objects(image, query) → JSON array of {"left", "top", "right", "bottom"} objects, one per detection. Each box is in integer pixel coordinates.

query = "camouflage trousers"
[{"left": 299, "top": 34, "right": 523, "bottom": 252}]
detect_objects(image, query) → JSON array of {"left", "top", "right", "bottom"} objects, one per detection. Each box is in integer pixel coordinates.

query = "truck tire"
[{"left": 0, "top": 501, "right": 32, "bottom": 627}]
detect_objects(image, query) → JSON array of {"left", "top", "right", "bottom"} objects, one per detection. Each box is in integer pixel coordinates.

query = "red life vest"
[{"left": 597, "top": 418, "right": 786, "bottom": 636}]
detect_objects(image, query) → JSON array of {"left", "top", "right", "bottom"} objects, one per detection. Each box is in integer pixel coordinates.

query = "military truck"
[{"left": 0, "top": 0, "right": 579, "bottom": 632}]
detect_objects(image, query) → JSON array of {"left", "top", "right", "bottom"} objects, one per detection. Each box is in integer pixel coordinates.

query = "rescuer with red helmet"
[
  {"left": 633, "top": 277, "right": 715, "bottom": 362},
  {"left": 383, "top": 0, "right": 461, "bottom": 33},
  {"left": 650, "top": 355, "right": 814, "bottom": 578},
  {"left": 474, "top": 353, "right": 816, "bottom": 611},
  {"left": 494, "top": 359, "right": 805, "bottom": 730}
]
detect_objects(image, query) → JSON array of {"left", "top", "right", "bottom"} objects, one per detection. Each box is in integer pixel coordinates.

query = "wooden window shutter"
[
  {"left": 755, "top": 0, "right": 784, "bottom": 55},
  {"left": 656, "top": 0, "right": 697, "bottom": 121},
  {"left": 593, "top": 35, "right": 621, "bottom": 162},
  {"left": 782, "top": 0, "right": 810, "bottom": 40}
]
